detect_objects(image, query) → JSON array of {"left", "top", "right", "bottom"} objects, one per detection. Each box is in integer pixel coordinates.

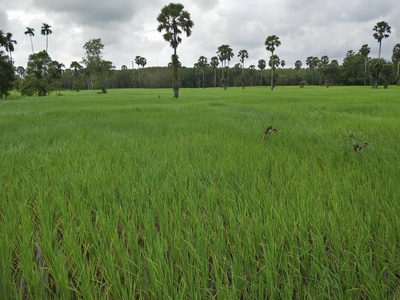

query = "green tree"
[
  {"left": 24, "top": 27, "right": 35, "bottom": 54},
  {"left": 372, "top": 22, "right": 390, "bottom": 88},
  {"left": 41, "top": 23, "right": 52, "bottom": 53},
  {"left": 359, "top": 44, "right": 370, "bottom": 85},
  {"left": 217, "top": 45, "right": 234, "bottom": 89},
  {"left": 269, "top": 55, "right": 280, "bottom": 70},
  {"left": 232, "top": 63, "right": 242, "bottom": 87},
  {"left": 0, "top": 30, "right": 5, "bottom": 46},
  {"left": 20, "top": 50, "right": 52, "bottom": 96},
  {"left": 265, "top": 35, "right": 281, "bottom": 90},
  {"left": 295, "top": 60, "right": 302, "bottom": 70},
  {"left": 330, "top": 60, "right": 339, "bottom": 85},
  {"left": 373, "top": 21, "right": 391, "bottom": 59},
  {"left": 392, "top": 43, "right": 400, "bottom": 82},
  {"left": 48, "top": 60, "right": 64, "bottom": 95},
  {"left": 368, "top": 58, "right": 385, "bottom": 88},
  {"left": 4, "top": 32, "right": 17, "bottom": 62},
  {"left": 380, "top": 63, "right": 394, "bottom": 88},
  {"left": 238, "top": 49, "right": 248, "bottom": 89},
  {"left": 135, "top": 56, "right": 147, "bottom": 86},
  {"left": 197, "top": 56, "right": 207, "bottom": 88},
  {"left": 318, "top": 55, "right": 330, "bottom": 86},
  {"left": 258, "top": 59, "right": 266, "bottom": 85},
  {"left": 0, "top": 51, "right": 15, "bottom": 99},
  {"left": 248, "top": 65, "right": 256, "bottom": 86},
  {"left": 210, "top": 56, "right": 219, "bottom": 88},
  {"left": 157, "top": 3, "right": 194, "bottom": 98},
  {"left": 82, "top": 38, "right": 113, "bottom": 93},
  {"left": 340, "top": 50, "right": 365, "bottom": 85},
  {"left": 280, "top": 60, "right": 286, "bottom": 68},
  {"left": 70, "top": 61, "right": 84, "bottom": 91}
]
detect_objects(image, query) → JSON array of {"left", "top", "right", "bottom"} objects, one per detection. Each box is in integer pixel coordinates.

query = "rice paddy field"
[{"left": 0, "top": 86, "right": 399, "bottom": 299}]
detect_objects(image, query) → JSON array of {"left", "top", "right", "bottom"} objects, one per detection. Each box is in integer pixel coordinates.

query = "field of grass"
[{"left": 1, "top": 86, "right": 399, "bottom": 298}]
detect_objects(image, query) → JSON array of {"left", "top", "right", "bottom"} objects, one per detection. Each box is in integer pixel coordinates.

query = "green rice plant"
[{"left": 1, "top": 86, "right": 399, "bottom": 298}]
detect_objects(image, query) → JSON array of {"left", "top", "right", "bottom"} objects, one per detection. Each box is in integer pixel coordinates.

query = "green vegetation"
[
  {"left": 157, "top": 3, "right": 194, "bottom": 98},
  {"left": 1, "top": 86, "right": 399, "bottom": 298}
]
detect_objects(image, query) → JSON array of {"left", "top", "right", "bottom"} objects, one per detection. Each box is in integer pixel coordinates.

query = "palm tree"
[
  {"left": 0, "top": 30, "right": 6, "bottom": 47},
  {"left": 373, "top": 21, "right": 391, "bottom": 59},
  {"left": 238, "top": 49, "right": 249, "bottom": 89},
  {"left": 248, "top": 65, "right": 256, "bottom": 86},
  {"left": 232, "top": 63, "right": 242, "bottom": 87},
  {"left": 24, "top": 27, "right": 35, "bottom": 54},
  {"left": 135, "top": 56, "right": 147, "bottom": 86},
  {"left": 210, "top": 56, "right": 219, "bottom": 88},
  {"left": 70, "top": 61, "right": 83, "bottom": 91},
  {"left": 269, "top": 55, "right": 280, "bottom": 71},
  {"left": 217, "top": 44, "right": 233, "bottom": 89},
  {"left": 258, "top": 59, "right": 266, "bottom": 85},
  {"left": 372, "top": 21, "right": 390, "bottom": 88},
  {"left": 306, "top": 56, "right": 313, "bottom": 69},
  {"left": 217, "top": 45, "right": 227, "bottom": 87},
  {"left": 392, "top": 43, "right": 400, "bottom": 79},
  {"left": 359, "top": 44, "right": 370, "bottom": 86},
  {"left": 265, "top": 35, "right": 281, "bottom": 90},
  {"left": 41, "top": 23, "right": 52, "bottom": 53},
  {"left": 295, "top": 60, "right": 302, "bottom": 71},
  {"left": 4, "top": 32, "right": 17, "bottom": 62},
  {"left": 157, "top": 3, "right": 194, "bottom": 98},
  {"left": 197, "top": 56, "right": 207, "bottom": 88},
  {"left": 280, "top": 60, "right": 286, "bottom": 68}
]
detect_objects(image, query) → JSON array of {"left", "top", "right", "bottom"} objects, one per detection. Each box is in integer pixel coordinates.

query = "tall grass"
[{"left": 1, "top": 86, "right": 399, "bottom": 298}]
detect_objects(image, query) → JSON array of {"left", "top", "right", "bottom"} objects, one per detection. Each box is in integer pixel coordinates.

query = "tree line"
[{"left": 1, "top": 4, "right": 400, "bottom": 99}]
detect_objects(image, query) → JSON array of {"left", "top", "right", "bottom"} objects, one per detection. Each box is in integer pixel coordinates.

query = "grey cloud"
[
  {"left": 0, "top": 8, "right": 9, "bottom": 30},
  {"left": 31, "top": 0, "right": 152, "bottom": 26}
]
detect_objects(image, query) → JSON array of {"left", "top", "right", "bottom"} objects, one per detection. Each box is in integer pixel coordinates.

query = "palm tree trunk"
[
  {"left": 214, "top": 68, "right": 217, "bottom": 88},
  {"left": 271, "top": 52, "right": 274, "bottom": 91},
  {"left": 30, "top": 36, "right": 34, "bottom": 54},
  {"left": 378, "top": 41, "right": 381, "bottom": 59},
  {"left": 364, "top": 58, "right": 367, "bottom": 86},
  {"left": 271, "top": 68, "right": 274, "bottom": 90},
  {"left": 172, "top": 48, "right": 179, "bottom": 98}
]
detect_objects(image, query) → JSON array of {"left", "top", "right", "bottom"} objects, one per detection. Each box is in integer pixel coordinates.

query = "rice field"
[{"left": 0, "top": 86, "right": 399, "bottom": 299}]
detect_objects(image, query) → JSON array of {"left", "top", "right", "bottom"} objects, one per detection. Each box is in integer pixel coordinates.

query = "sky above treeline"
[{"left": 1, "top": 0, "right": 399, "bottom": 70}]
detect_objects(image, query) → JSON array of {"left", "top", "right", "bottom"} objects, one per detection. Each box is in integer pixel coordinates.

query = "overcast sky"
[{"left": 1, "top": 0, "right": 399, "bottom": 70}]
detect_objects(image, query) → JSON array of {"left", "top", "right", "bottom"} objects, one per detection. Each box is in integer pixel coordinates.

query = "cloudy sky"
[{"left": 1, "top": 0, "right": 399, "bottom": 70}]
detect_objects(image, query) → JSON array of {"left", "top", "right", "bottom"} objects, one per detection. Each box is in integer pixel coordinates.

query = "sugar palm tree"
[
  {"left": 217, "top": 44, "right": 233, "bottom": 89},
  {"left": 295, "top": 60, "right": 302, "bottom": 70},
  {"left": 265, "top": 35, "right": 281, "bottom": 90},
  {"left": 41, "top": 23, "right": 52, "bottom": 53},
  {"left": 372, "top": 21, "right": 390, "bottom": 88},
  {"left": 359, "top": 44, "right": 370, "bottom": 86},
  {"left": 210, "top": 56, "right": 219, "bottom": 88},
  {"left": 258, "top": 59, "right": 266, "bottom": 85},
  {"left": 373, "top": 21, "right": 391, "bottom": 59},
  {"left": 232, "top": 63, "right": 242, "bottom": 87},
  {"left": 24, "top": 27, "right": 35, "bottom": 54},
  {"left": 197, "top": 56, "right": 207, "bottom": 88},
  {"left": 4, "top": 32, "right": 17, "bottom": 62},
  {"left": 135, "top": 56, "right": 147, "bottom": 86},
  {"left": 157, "top": 3, "right": 194, "bottom": 98},
  {"left": 249, "top": 65, "right": 256, "bottom": 86},
  {"left": 392, "top": 43, "right": 400, "bottom": 79},
  {"left": 280, "top": 60, "right": 286, "bottom": 68},
  {"left": 238, "top": 49, "right": 248, "bottom": 89}
]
